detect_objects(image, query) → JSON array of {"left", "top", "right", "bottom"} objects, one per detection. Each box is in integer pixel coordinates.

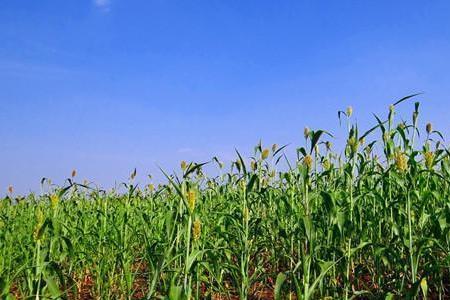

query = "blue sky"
[{"left": 2, "top": 1, "right": 450, "bottom": 193}]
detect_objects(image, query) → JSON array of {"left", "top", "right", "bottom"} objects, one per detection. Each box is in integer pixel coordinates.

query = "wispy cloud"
[{"left": 94, "top": 0, "right": 111, "bottom": 11}]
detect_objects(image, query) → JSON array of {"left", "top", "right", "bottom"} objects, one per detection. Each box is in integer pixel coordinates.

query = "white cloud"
[{"left": 94, "top": 0, "right": 111, "bottom": 10}]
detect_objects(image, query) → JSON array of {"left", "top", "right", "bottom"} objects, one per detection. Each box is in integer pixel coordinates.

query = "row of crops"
[{"left": 1, "top": 96, "right": 449, "bottom": 299}]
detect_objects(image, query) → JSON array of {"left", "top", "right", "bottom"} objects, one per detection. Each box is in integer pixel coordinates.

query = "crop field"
[{"left": 1, "top": 97, "right": 450, "bottom": 299}]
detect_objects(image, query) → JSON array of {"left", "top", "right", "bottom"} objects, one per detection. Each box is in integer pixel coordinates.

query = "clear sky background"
[{"left": 2, "top": 1, "right": 450, "bottom": 194}]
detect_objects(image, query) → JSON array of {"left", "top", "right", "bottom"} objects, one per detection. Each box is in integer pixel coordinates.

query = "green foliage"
[{"left": 1, "top": 98, "right": 450, "bottom": 299}]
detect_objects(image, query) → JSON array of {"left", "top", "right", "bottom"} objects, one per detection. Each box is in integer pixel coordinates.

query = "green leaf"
[
  {"left": 186, "top": 249, "right": 207, "bottom": 272},
  {"left": 310, "top": 130, "right": 333, "bottom": 154},
  {"left": 235, "top": 149, "right": 247, "bottom": 175},
  {"left": 274, "top": 272, "right": 287, "bottom": 300},
  {"left": 0, "top": 277, "right": 9, "bottom": 296},
  {"left": 297, "top": 147, "right": 307, "bottom": 157},
  {"left": 350, "top": 241, "right": 371, "bottom": 256},
  {"left": 439, "top": 214, "right": 447, "bottom": 231},
  {"left": 246, "top": 174, "right": 258, "bottom": 193},
  {"left": 306, "top": 258, "right": 343, "bottom": 300},
  {"left": 393, "top": 93, "right": 422, "bottom": 106},
  {"left": 184, "top": 161, "right": 209, "bottom": 178},
  {"left": 44, "top": 276, "right": 61, "bottom": 299},
  {"left": 273, "top": 144, "right": 290, "bottom": 157},
  {"left": 169, "top": 283, "right": 183, "bottom": 300}
]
